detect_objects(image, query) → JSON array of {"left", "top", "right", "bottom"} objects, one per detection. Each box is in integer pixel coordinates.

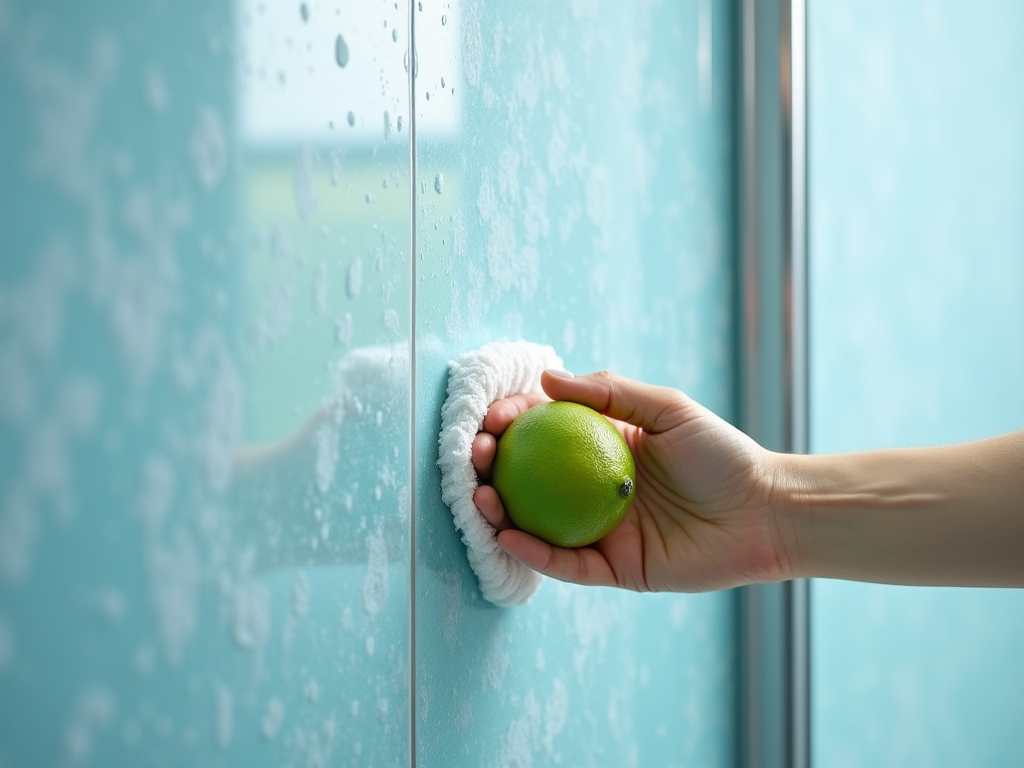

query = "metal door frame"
[{"left": 738, "top": 1, "right": 809, "bottom": 767}]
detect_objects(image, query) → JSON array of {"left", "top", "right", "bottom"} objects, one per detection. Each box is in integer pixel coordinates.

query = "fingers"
[
  {"left": 471, "top": 391, "right": 549, "bottom": 476},
  {"left": 471, "top": 431, "right": 496, "bottom": 477},
  {"left": 472, "top": 392, "right": 549, "bottom": 534},
  {"left": 473, "top": 485, "right": 515, "bottom": 532},
  {"left": 540, "top": 369, "right": 689, "bottom": 434},
  {"left": 471, "top": 431, "right": 504, "bottom": 529},
  {"left": 497, "top": 530, "right": 619, "bottom": 588},
  {"left": 481, "top": 391, "right": 550, "bottom": 436}
]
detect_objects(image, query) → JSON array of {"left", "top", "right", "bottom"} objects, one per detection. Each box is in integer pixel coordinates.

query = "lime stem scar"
[{"left": 619, "top": 477, "right": 633, "bottom": 499}]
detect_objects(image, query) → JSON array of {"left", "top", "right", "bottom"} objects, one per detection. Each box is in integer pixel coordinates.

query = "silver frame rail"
[{"left": 738, "top": 0, "right": 809, "bottom": 767}]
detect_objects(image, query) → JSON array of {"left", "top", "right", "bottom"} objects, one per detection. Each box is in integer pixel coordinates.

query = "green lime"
[{"left": 492, "top": 401, "right": 636, "bottom": 548}]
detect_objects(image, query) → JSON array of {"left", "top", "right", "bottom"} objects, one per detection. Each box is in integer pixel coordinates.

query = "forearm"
[{"left": 772, "top": 431, "right": 1024, "bottom": 587}]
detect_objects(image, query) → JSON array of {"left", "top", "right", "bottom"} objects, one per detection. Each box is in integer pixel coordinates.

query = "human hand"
[{"left": 471, "top": 370, "right": 791, "bottom": 592}]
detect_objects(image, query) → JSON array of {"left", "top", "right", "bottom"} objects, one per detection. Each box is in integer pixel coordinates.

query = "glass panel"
[
  {"left": 0, "top": 1, "right": 411, "bottom": 765},
  {"left": 413, "top": 1, "right": 738, "bottom": 765},
  {"left": 809, "top": 1, "right": 1024, "bottom": 764}
]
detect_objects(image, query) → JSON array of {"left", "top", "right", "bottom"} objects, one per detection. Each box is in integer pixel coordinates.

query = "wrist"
[{"left": 763, "top": 450, "right": 815, "bottom": 582}]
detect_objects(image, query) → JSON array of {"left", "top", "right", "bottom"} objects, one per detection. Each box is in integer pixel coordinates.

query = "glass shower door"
[
  {"left": 0, "top": 1, "right": 413, "bottom": 765},
  {"left": 0, "top": 1, "right": 748, "bottom": 766},
  {"left": 412, "top": 1, "right": 740, "bottom": 766}
]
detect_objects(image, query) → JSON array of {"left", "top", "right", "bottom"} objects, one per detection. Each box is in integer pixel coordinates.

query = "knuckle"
[
  {"left": 575, "top": 552, "right": 589, "bottom": 582},
  {"left": 544, "top": 547, "right": 559, "bottom": 574},
  {"left": 592, "top": 370, "right": 617, "bottom": 412}
]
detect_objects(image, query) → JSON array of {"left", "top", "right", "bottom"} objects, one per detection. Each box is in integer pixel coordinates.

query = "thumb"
[{"left": 540, "top": 369, "right": 690, "bottom": 434}]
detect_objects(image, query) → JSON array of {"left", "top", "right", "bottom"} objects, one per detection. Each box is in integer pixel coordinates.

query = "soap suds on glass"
[
  {"left": 190, "top": 108, "right": 227, "bottom": 188},
  {"left": 335, "top": 313, "right": 353, "bottom": 345},
  {"left": 483, "top": 627, "right": 509, "bottom": 690},
  {"left": 543, "top": 680, "right": 569, "bottom": 754},
  {"left": 63, "top": 686, "right": 116, "bottom": 767},
  {"left": 498, "top": 691, "right": 541, "bottom": 768},
  {"left": 315, "top": 421, "right": 340, "bottom": 494},
  {"left": 232, "top": 581, "right": 270, "bottom": 650},
  {"left": 347, "top": 260, "right": 363, "bottom": 298},
  {"left": 260, "top": 698, "right": 284, "bottom": 740},
  {"left": 148, "top": 532, "right": 200, "bottom": 663},
  {"left": 362, "top": 525, "right": 389, "bottom": 619}
]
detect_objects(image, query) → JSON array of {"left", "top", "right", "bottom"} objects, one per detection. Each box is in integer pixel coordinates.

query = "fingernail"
[{"left": 546, "top": 368, "right": 574, "bottom": 379}]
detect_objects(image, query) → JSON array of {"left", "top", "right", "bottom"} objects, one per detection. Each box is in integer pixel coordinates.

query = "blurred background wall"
[{"left": 809, "top": 1, "right": 1024, "bottom": 765}]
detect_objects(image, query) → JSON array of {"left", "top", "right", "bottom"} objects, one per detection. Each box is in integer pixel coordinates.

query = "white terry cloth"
[{"left": 437, "top": 341, "right": 563, "bottom": 607}]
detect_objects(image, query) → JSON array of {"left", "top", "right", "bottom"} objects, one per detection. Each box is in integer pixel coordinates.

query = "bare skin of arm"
[{"left": 472, "top": 369, "right": 1024, "bottom": 591}]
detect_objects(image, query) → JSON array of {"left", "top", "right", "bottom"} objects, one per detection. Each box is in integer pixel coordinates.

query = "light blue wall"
[
  {"left": 809, "top": 1, "right": 1024, "bottom": 765},
  {"left": 0, "top": 1, "right": 741, "bottom": 766}
]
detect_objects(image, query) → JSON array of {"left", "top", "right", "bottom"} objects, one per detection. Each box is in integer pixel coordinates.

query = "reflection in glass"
[{"left": 0, "top": 0, "right": 412, "bottom": 765}]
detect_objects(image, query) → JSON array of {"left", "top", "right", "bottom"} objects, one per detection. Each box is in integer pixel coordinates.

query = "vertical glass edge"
[{"left": 408, "top": 1, "right": 418, "bottom": 765}]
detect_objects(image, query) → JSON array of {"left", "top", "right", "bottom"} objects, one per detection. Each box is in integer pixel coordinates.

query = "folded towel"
[{"left": 437, "top": 341, "right": 562, "bottom": 606}]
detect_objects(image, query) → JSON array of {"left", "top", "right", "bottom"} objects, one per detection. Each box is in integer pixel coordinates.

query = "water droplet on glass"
[
  {"left": 425, "top": 92, "right": 430, "bottom": 101},
  {"left": 404, "top": 49, "right": 410, "bottom": 73},
  {"left": 418, "top": 1, "right": 423, "bottom": 10},
  {"left": 392, "top": 28, "right": 398, "bottom": 42},
  {"left": 397, "top": 115, "right": 403, "bottom": 132},
  {"left": 300, "top": 3, "right": 309, "bottom": 22},
  {"left": 440, "top": 76, "right": 445, "bottom": 88},
  {"left": 347, "top": 111, "right": 355, "bottom": 127},
  {"left": 383, "top": 111, "right": 392, "bottom": 141},
  {"left": 441, "top": 14, "right": 447, "bottom": 25},
  {"left": 335, "top": 34, "right": 350, "bottom": 68},
  {"left": 382, "top": 178, "right": 388, "bottom": 189},
  {"left": 434, "top": 173, "right": 445, "bottom": 194}
]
